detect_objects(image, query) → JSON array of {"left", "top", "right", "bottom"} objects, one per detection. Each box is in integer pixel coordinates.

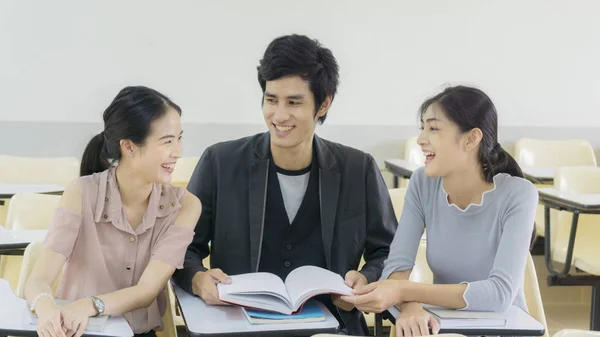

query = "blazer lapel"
[
  {"left": 314, "top": 135, "right": 341, "bottom": 269},
  {"left": 319, "top": 168, "right": 341, "bottom": 269},
  {"left": 248, "top": 133, "right": 271, "bottom": 272}
]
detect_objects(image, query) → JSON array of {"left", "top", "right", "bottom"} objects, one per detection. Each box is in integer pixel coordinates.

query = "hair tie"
[{"left": 100, "top": 131, "right": 111, "bottom": 157}]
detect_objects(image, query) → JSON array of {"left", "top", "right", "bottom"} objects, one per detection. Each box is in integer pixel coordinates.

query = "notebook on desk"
[{"left": 424, "top": 306, "right": 506, "bottom": 328}]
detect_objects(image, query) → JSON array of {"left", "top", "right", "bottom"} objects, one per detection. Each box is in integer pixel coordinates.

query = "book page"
[
  {"left": 217, "top": 272, "right": 291, "bottom": 305},
  {"left": 284, "top": 266, "right": 352, "bottom": 311}
]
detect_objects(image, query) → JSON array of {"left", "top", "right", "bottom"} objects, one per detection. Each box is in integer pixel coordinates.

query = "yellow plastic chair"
[
  {"left": 514, "top": 139, "right": 597, "bottom": 169},
  {"left": 170, "top": 157, "right": 200, "bottom": 188},
  {"left": 388, "top": 188, "right": 407, "bottom": 221},
  {"left": 524, "top": 251, "right": 550, "bottom": 337},
  {"left": 0, "top": 155, "right": 80, "bottom": 185},
  {"left": 551, "top": 167, "right": 600, "bottom": 275},
  {"left": 0, "top": 155, "right": 78, "bottom": 225},
  {"left": 0, "top": 193, "right": 61, "bottom": 291},
  {"left": 514, "top": 138, "right": 597, "bottom": 238},
  {"left": 4, "top": 194, "right": 62, "bottom": 231},
  {"left": 397, "top": 136, "right": 423, "bottom": 187},
  {"left": 312, "top": 333, "right": 466, "bottom": 337},
  {"left": 15, "top": 241, "right": 61, "bottom": 297},
  {"left": 553, "top": 330, "right": 600, "bottom": 337},
  {"left": 404, "top": 136, "right": 425, "bottom": 167},
  {"left": 389, "top": 243, "right": 547, "bottom": 337}
]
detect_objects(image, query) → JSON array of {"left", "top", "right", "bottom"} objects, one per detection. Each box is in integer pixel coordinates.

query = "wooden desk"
[
  {"left": 386, "top": 305, "right": 545, "bottom": 336},
  {"left": 0, "top": 278, "right": 133, "bottom": 337},
  {"left": 172, "top": 282, "right": 339, "bottom": 337}
]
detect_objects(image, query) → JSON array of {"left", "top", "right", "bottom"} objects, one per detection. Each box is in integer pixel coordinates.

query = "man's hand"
[
  {"left": 191, "top": 269, "right": 232, "bottom": 305},
  {"left": 332, "top": 270, "right": 368, "bottom": 311}
]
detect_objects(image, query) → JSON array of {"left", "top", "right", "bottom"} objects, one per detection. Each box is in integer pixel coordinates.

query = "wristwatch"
[{"left": 89, "top": 296, "right": 105, "bottom": 317}]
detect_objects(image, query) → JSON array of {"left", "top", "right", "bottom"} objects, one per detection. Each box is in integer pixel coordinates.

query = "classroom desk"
[
  {"left": 171, "top": 282, "right": 339, "bottom": 337},
  {"left": 523, "top": 166, "right": 598, "bottom": 185},
  {"left": 0, "top": 227, "right": 47, "bottom": 256},
  {"left": 385, "top": 305, "right": 545, "bottom": 336},
  {"left": 384, "top": 159, "right": 423, "bottom": 188},
  {"left": 522, "top": 167, "right": 557, "bottom": 184},
  {"left": 538, "top": 187, "right": 600, "bottom": 330},
  {"left": 0, "top": 184, "right": 64, "bottom": 205},
  {"left": 0, "top": 278, "right": 133, "bottom": 337}
]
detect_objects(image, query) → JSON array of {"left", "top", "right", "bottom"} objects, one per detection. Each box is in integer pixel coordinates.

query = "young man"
[{"left": 173, "top": 34, "right": 397, "bottom": 335}]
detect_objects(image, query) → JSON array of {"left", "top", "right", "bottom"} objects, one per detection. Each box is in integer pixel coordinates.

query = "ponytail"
[
  {"left": 80, "top": 132, "right": 110, "bottom": 176},
  {"left": 483, "top": 143, "right": 524, "bottom": 182}
]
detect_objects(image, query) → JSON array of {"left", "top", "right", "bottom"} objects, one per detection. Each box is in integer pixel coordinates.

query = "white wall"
[{"left": 1, "top": 0, "right": 600, "bottom": 127}]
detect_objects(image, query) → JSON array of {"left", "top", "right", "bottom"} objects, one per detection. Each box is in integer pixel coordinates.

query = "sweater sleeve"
[{"left": 460, "top": 180, "right": 538, "bottom": 312}]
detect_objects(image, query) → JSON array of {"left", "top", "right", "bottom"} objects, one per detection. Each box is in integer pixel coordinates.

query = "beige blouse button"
[
  {"left": 105, "top": 197, "right": 109, "bottom": 202},
  {"left": 103, "top": 214, "right": 108, "bottom": 219},
  {"left": 159, "top": 205, "right": 164, "bottom": 209},
  {"left": 171, "top": 202, "right": 176, "bottom": 206},
  {"left": 129, "top": 237, "right": 136, "bottom": 242}
]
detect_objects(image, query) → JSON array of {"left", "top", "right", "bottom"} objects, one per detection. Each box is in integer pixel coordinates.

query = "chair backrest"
[
  {"left": 16, "top": 240, "right": 62, "bottom": 297},
  {"left": 404, "top": 136, "right": 424, "bottom": 166},
  {"left": 313, "top": 334, "right": 468, "bottom": 337},
  {"left": 514, "top": 138, "right": 597, "bottom": 168},
  {"left": 523, "top": 253, "right": 549, "bottom": 337},
  {"left": 553, "top": 330, "right": 600, "bottom": 337},
  {"left": 552, "top": 167, "right": 600, "bottom": 275},
  {"left": 388, "top": 188, "right": 407, "bottom": 221},
  {"left": 409, "top": 240, "right": 433, "bottom": 283},
  {"left": 5, "top": 193, "right": 61, "bottom": 230},
  {"left": 170, "top": 157, "right": 200, "bottom": 188},
  {"left": 555, "top": 167, "right": 600, "bottom": 194},
  {"left": 0, "top": 155, "right": 79, "bottom": 185}
]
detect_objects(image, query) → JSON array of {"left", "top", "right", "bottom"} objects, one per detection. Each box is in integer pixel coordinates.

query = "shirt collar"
[{"left": 94, "top": 167, "right": 183, "bottom": 234}]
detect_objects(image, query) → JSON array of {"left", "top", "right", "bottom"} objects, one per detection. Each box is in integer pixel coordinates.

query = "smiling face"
[
  {"left": 262, "top": 75, "right": 329, "bottom": 151},
  {"left": 417, "top": 104, "right": 473, "bottom": 178},
  {"left": 123, "top": 107, "right": 183, "bottom": 184}
]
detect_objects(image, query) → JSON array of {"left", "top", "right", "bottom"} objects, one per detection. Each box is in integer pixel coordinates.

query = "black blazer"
[{"left": 173, "top": 132, "right": 398, "bottom": 335}]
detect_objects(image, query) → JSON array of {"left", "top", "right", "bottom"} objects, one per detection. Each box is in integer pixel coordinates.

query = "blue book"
[{"left": 242, "top": 300, "right": 326, "bottom": 324}]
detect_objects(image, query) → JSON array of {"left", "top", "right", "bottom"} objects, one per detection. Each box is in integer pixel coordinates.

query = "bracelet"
[{"left": 30, "top": 292, "right": 55, "bottom": 313}]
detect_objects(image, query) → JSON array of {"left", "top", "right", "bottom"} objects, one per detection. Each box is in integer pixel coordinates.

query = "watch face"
[{"left": 93, "top": 297, "right": 105, "bottom": 313}]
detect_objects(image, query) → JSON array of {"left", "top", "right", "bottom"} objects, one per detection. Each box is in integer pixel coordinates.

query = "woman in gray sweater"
[{"left": 342, "top": 85, "right": 538, "bottom": 336}]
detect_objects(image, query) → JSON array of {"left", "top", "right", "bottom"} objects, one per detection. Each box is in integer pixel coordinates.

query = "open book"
[
  {"left": 30, "top": 299, "right": 109, "bottom": 332},
  {"left": 424, "top": 306, "right": 507, "bottom": 328},
  {"left": 217, "top": 265, "right": 352, "bottom": 315}
]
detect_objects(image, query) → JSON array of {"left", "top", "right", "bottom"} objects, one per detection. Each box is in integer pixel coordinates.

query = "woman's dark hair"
[
  {"left": 80, "top": 86, "right": 182, "bottom": 176},
  {"left": 257, "top": 34, "right": 339, "bottom": 125},
  {"left": 419, "top": 85, "right": 523, "bottom": 182}
]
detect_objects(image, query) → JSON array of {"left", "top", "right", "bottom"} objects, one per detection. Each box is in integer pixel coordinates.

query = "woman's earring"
[{"left": 128, "top": 152, "right": 134, "bottom": 157}]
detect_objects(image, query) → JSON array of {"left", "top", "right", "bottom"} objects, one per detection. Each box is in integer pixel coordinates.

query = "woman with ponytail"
[
  {"left": 341, "top": 85, "right": 538, "bottom": 336},
  {"left": 25, "top": 86, "right": 201, "bottom": 337}
]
